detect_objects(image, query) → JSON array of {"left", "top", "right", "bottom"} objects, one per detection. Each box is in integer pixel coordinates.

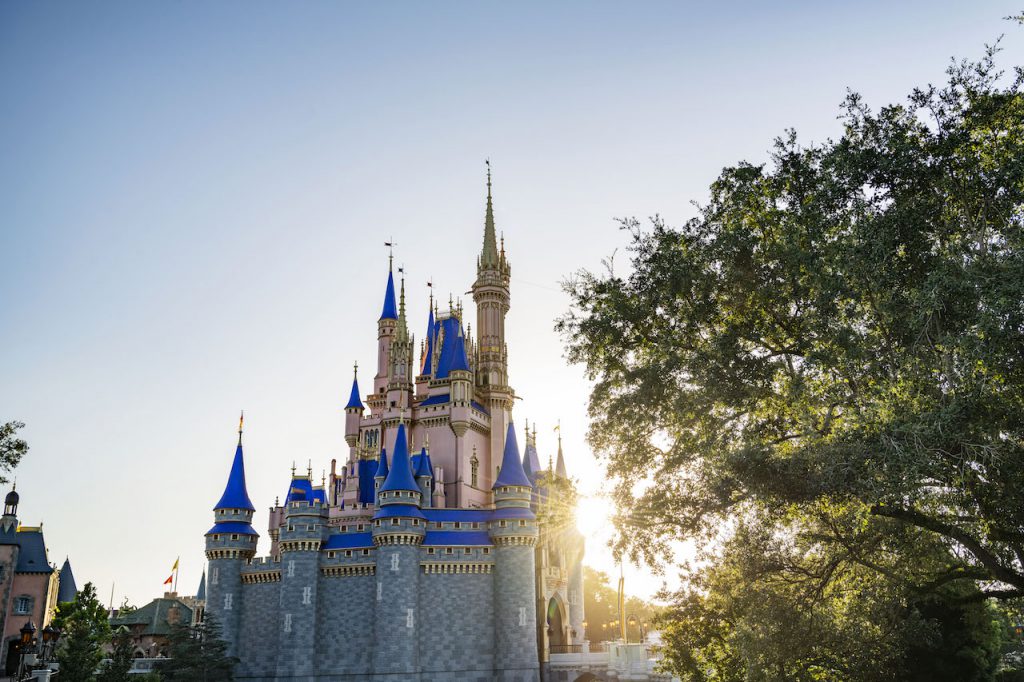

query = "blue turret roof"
[
  {"left": 345, "top": 372, "right": 363, "bottom": 410},
  {"left": 380, "top": 423, "right": 419, "bottom": 492},
  {"left": 414, "top": 448, "right": 433, "bottom": 478},
  {"left": 421, "top": 306, "right": 436, "bottom": 375},
  {"left": 493, "top": 422, "right": 532, "bottom": 488},
  {"left": 214, "top": 443, "right": 255, "bottom": 511},
  {"left": 380, "top": 268, "right": 398, "bottom": 320},
  {"left": 196, "top": 571, "right": 206, "bottom": 601},
  {"left": 375, "top": 448, "right": 389, "bottom": 479},
  {"left": 523, "top": 440, "right": 542, "bottom": 486},
  {"left": 436, "top": 317, "right": 471, "bottom": 379},
  {"left": 285, "top": 477, "right": 313, "bottom": 504},
  {"left": 57, "top": 558, "right": 77, "bottom": 603}
]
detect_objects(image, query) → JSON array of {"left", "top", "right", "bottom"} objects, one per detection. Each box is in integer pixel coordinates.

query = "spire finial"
[
  {"left": 307, "top": 460, "right": 312, "bottom": 479},
  {"left": 479, "top": 160, "right": 499, "bottom": 268},
  {"left": 291, "top": 461, "right": 297, "bottom": 477},
  {"left": 385, "top": 238, "right": 396, "bottom": 269},
  {"left": 353, "top": 361, "right": 358, "bottom": 377},
  {"left": 237, "top": 410, "right": 244, "bottom": 446}
]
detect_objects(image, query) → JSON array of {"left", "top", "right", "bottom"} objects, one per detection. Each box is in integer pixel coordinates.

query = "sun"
[{"left": 574, "top": 492, "right": 615, "bottom": 542}]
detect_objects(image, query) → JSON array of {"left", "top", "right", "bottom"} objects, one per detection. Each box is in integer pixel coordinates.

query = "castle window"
[
  {"left": 413, "top": 520, "right": 419, "bottom": 526},
  {"left": 362, "top": 550, "right": 370, "bottom": 556},
  {"left": 463, "top": 548, "right": 471, "bottom": 554},
  {"left": 345, "top": 551, "right": 352, "bottom": 557},
  {"left": 499, "top": 520, "right": 507, "bottom": 528},
  {"left": 470, "top": 454, "right": 479, "bottom": 488},
  {"left": 483, "top": 548, "right": 490, "bottom": 555},
  {"left": 472, "top": 523, "right": 479, "bottom": 529},
  {"left": 358, "top": 524, "right": 365, "bottom": 531},
  {"left": 445, "top": 548, "right": 453, "bottom": 555},
  {"left": 375, "top": 520, "right": 380, "bottom": 527},
  {"left": 14, "top": 596, "right": 32, "bottom": 615},
  {"left": 519, "top": 520, "right": 526, "bottom": 527},
  {"left": 341, "top": 525, "right": 347, "bottom": 532},
  {"left": 454, "top": 522, "right": 461, "bottom": 529},
  {"left": 427, "top": 548, "right": 435, "bottom": 554},
  {"left": 231, "top": 534, "right": 239, "bottom": 540},
  {"left": 392, "top": 519, "right": 400, "bottom": 526},
  {"left": 328, "top": 552, "right": 336, "bottom": 559}
]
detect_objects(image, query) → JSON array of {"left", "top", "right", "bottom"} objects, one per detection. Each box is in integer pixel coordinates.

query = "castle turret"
[
  {"left": 489, "top": 422, "right": 540, "bottom": 682},
  {"left": 345, "top": 363, "right": 364, "bottom": 448},
  {"left": 205, "top": 415, "right": 259, "bottom": 657},
  {"left": 472, "top": 163, "right": 514, "bottom": 477},
  {"left": 374, "top": 448, "right": 389, "bottom": 502},
  {"left": 1, "top": 485, "right": 18, "bottom": 532},
  {"left": 416, "top": 294, "right": 436, "bottom": 397},
  {"left": 387, "top": 275, "right": 414, "bottom": 412},
  {"left": 375, "top": 260, "right": 399, "bottom": 398},
  {"left": 414, "top": 446, "right": 433, "bottom": 509},
  {"left": 276, "top": 466, "right": 328, "bottom": 680},
  {"left": 372, "top": 422, "right": 425, "bottom": 680}
]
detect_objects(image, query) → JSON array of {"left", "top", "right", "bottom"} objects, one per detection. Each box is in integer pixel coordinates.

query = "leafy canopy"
[
  {"left": 54, "top": 582, "right": 112, "bottom": 682},
  {"left": 560, "top": 42, "right": 1024, "bottom": 680}
]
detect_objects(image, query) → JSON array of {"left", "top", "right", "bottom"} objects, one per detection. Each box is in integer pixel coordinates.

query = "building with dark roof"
[
  {"left": 204, "top": 171, "right": 587, "bottom": 681},
  {"left": 109, "top": 593, "right": 196, "bottom": 658},
  {"left": 0, "top": 487, "right": 72, "bottom": 676}
]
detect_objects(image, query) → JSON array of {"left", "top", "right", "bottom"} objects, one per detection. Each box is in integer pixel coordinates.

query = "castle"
[{"left": 205, "top": 171, "right": 585, "bottom": 682}]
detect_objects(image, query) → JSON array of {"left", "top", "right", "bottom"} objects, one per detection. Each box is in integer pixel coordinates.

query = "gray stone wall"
[
  {"left": 418, "top": 571, "right": 494, "bottom": 681},
  {"left": 493, "top": 545, "right": 541, "bottom": 682},
  {"left": 315, "top": 573, "right": 375, "bottom": 676},
  {"left": 237, "top": 581, "right": 280, "bottom": 678},
  {"left": 206, "top": 557, "right": 243, "bottom": 658},
  {"left": 372, "top": 543, "right": 422, "bottom": 679}
]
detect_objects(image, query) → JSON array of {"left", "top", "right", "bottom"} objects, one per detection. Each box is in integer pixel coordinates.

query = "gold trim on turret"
[
  {"left": 240, "top": 571, "right": 281, "bottom": 584},
  {"left": 205, "top": 549, "right": 256, "bottom": 560},
  {"left": 321, "top": 565, "right": 376, "bottom": 577},
  {"left": 278, "top": 540, "right": 322, "bottom": 553},
  {"left": 421, "top": 562, "right": 494, "bottom": 574}
]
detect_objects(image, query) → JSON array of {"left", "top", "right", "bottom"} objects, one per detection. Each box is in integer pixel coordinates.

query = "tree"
[
  {"left": 157, "top": 616, "right": 236, "bottom": 681},
  {"left": 54, "top": 582, "right": 112, "bottom": 682},
  {"left": 559, "top": 42, "right": 1024, "bottom": 680},
  {"left": 97, "top": 626, "right": 134, "bottom": 682},
  {"left": 0, "top": 421, "right": 28, "bottom": 483}
]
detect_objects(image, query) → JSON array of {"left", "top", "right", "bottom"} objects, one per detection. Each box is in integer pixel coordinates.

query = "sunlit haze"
[{"left": 1, "top": 1, "right": 1021, "bottom": 608}]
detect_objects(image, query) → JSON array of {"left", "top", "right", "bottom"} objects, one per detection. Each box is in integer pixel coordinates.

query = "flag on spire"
[{"left": 163, "top": 557, "right": 179, "bottom": 586}]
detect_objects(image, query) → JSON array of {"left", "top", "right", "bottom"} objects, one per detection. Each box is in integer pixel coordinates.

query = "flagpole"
[{"left": 173, "top": 556, "right": 179, "bottom": 594}]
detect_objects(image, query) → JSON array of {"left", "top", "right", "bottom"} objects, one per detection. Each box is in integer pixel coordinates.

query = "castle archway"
[{"left": 547, "top": 594, "right": 568, "bottom": 651}]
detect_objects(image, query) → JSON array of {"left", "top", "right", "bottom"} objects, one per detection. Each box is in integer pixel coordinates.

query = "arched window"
[{"left": 470, "top": 452, "right": 479, "bottom": 488}]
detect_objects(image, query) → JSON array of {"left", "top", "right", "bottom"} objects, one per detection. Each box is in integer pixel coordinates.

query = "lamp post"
[{"left": 17, "top": 620, "right": 36, "bottom": 681}]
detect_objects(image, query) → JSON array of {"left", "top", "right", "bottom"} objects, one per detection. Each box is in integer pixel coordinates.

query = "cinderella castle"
[{"left": 205, "top": 170, "right": 586, "bottom": 682}]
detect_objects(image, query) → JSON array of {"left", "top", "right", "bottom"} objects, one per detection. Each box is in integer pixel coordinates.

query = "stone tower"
[
  {"left": 490, "top": 423, "right": 540, "bottom": 682},
  {"left": 204, "top": 419, "right": 259, "bottom": 657},
  {"left": 372, "top": 422, "right": 426, "bottom": 681},
  {"left": 472, "top": 165, "right": 514, "bottom": 475}
]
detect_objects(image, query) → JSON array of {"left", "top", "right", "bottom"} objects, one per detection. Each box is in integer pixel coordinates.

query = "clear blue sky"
[{"left": 1, "top": 1, "right": 1021, "bottom": 605}]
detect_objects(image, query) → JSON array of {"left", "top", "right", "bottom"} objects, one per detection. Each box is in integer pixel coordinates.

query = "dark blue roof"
[
  {"left": 358, "top": 459, "right": 376, "bottom": 505},
  {"left": 380, "top": 423, "right": 419, "bottom": 493},
  {"left": 436, "top": 317, "right": 471, "bottom": 378},
  {"left": 285, "top": 477, "right": 313, "bottom": 504},
  {"left": 196, "top": 572, "right": 206, "bottom": 601},
  {"left": 214, "top": 444, "right": 255, "bottom": 511},
  {"left": 380, "top": 268, "right": 398, "bottom": 320},
  {"left": 372, "top": 504, "right": 425, "bottom": 520},
  {"left": 493, "top": 422, "right": 532, "bottom": 488},
  {"left": 11, "top": 530, "right": 52, "bottom": 574},
  {"left": 375, "top": 449, "right": 389, "bottom": 478},
  {"left": 422, "top": 509, "right": 492, "bottom": 523},
  {"left": 421, "top": 307, "right": 436, "bottom": 375},
  {"left": 414, "top": 448, "right": 433, "bottom": 478},
  {"left": 417, "top": 394, "right": 488, "bottom": 415},
  {"left": 57, "top": 558, "right": 77, "bottom": 603},
  {"left": 205, "top": 521, "right": 259, "bottom": 536},
  {"left": 423, "top": 531, "right": 493, "bottom": 546},
  {"left": 345, "top": 374, "right": 363, "bottom": 410},
  {"left": 312, "top": 488, "right": 327, "bottom": 504},
  {"left": 323, "top": 532, "right": 375, "bottom": 549},
  {"left": 524, "top": 442, "right": 542, "bottom": 485}
]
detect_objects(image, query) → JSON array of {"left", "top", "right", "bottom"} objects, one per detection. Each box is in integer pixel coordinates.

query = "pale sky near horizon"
[{"left": 2, "top": 1, "right": 1022, "bottom": 608}]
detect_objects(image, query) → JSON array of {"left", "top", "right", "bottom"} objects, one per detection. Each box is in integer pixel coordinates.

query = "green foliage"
[
  {"left": 560, "top": 42, "right": 1024, "bottom": 681},
  {"left": 54, "top": 582, "right": 112, "bottom": 682},
  {"left": 157, "top": 616, "right": 236, "bottom": 681},
  {"left": 97, "top": 627, "right": 134, "bottom": 682},
  {"left": 0, "top": 421, "right": 28, "bottom": 483}
]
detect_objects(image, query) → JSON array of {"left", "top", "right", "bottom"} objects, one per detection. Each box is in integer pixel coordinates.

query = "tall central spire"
[{"left": 480, "top": 160, "right": 499, "bottom": 269}]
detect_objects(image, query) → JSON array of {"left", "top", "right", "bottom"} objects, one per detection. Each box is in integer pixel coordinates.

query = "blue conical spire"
[
  {"left": 493, "top": 422, "right": 532, "bottom": 488},
  {"left": 380, "top": 423, "right": 419, "bottom": 492},
  {"left": 415, "top": 447, "right": 433, "bottom": 478},
  {"left": 450, "top": 323, "right": 470, "bottom": 372},
  {"left": 57, "top": 558, "right": 78, "bottom": 603},
  {"left": 375, "top": 448, "right": 389, "bottom": 479},
  {"left": 214, "top": 442, "right": 255, "bottom": 511},
  {"left": 380, "top": 265, "right": 398, "bottom": 321},
  {"left": 196, "top": 571, "right": 207, "bottom": 601},
  {"left": 420, "top": 300, "right": 435, "bottom": 375},
  {"left": 345, "top": 364, "right": 364, "bottom": 410}
]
